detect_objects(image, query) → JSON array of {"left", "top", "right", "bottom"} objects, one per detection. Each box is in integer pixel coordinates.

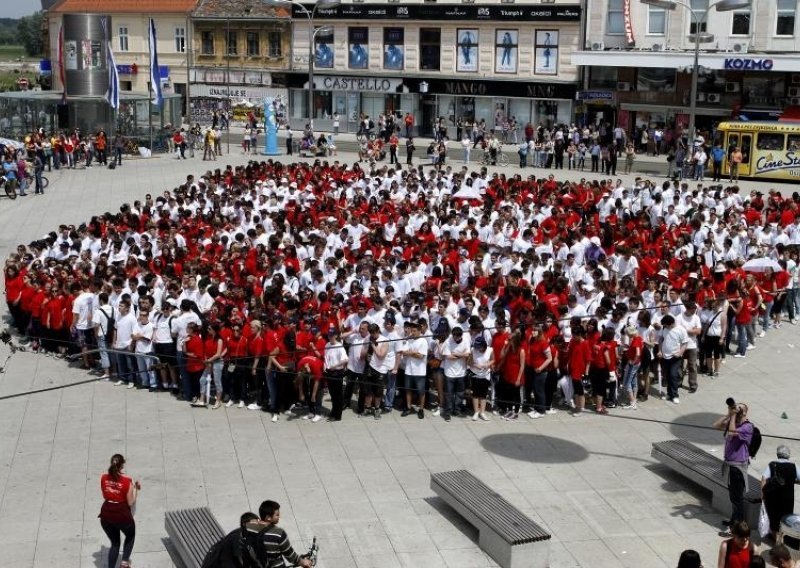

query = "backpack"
[
  {"left": 763, "top": 461, "right": 796, "bottom": 497},
  {"left": 748, "top": 423, "right": 762, "bottom": 459},
  {"left": 100, "top": 306, "right": 115, "bottom": 344},
  {"left": 200, "top": 536, "right": 226, "bottom": 568},
  {"left": 201, "top": 529, "right": 264, "bottom": 568}
]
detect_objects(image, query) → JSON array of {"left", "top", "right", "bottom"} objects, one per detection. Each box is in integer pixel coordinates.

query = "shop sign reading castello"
[{"left": 318, "top": 76, "right": 402, "bottom": 93}]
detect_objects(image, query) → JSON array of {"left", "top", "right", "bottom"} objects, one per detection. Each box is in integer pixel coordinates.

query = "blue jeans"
[
  {"left": 623, "top": 362, "right": 640, "bottom": 396},
  {"left": 661, "top": 358, "right": 681, "bottom": 400},
  {"left": 786, "top": 288, "right": 800, "bottom": 321},
  {"left": 384, "top": 372, "right": 397, "bottom": 409},
  {"left": 735, "top": 323, "right": 752, "bottom": 356},
  {"left": 176, "top": 350, "right": 190, "bottom": 397},
  {"left": 266, "top": 368, "right": 279, "bottom": 412},
  {"left": 96, "top": 335, "right": 110, "bottom": 370},
  {"left": 444, "top": 375, "right": 465, "bottom": 417},
  {"left": 113, "top": 351, "right": 135, "bottom": 383},
  {"left": 759, "top": 301, "right": 773, "bottom": 332},
  {"left": 135, "top": 354, "right": 156, "bottom": 387}
]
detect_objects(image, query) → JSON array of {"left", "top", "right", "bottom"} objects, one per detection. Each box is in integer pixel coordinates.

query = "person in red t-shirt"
[
  {"left": 772, "top": 262, "right": 791, "bottom": 329},
  {"left": 185, "top": 322, "right": 206, "bottom": 406},
  {"left": 99, "top": 454, "right": 140, "bottom": 568},
  {"left": 297, "top": 353, "right": 324, "bottom": 420},
  {"left": 566, "top": 328, "right": 591, "bottom": 414},
  {"left": 589, "top": 327, "right": 615, "bottom": 415},
  {"left": 526, "top": 325, "right": 552, "bottom": 418},
  {"left": 622, "top": 326, "right": 643, "bottom": 409},
  {"left": 499, "top": 330, "right": 525, "bottom": 419}
]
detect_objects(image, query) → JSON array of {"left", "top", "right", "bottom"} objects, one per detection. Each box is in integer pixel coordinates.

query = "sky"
[{"left": 5, "top": 0, "right": 42, "bottom": 19}]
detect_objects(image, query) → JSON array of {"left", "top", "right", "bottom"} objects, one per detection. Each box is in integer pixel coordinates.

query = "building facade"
[
  {"left": 47, "top": 0, "right": 195, "bottom": 114},
  {"left": 286, "top": 2, "right": 583, "bottom": 136},
  {"left": 573, "top": 0, "right": 800, "bottom": 138},
  {"left": 189, "top": 0, "right": 292, "bottom": 126}
]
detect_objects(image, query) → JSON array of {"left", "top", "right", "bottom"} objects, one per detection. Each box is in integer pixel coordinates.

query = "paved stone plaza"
[{"left": 0, "top": 145, "right": 798, "bottom": 567}]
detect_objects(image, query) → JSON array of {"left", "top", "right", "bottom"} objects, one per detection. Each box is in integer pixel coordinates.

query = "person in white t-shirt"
[
  {"left": 441, "top": 327, "right": 470, "bottom": 421},
  {"left": 676, "top": 301, "right": 702, "bottom": 393},
  {"left": 71, "top": 282, "right": 95, "bottom": 369},
  {"left": 112, "top": 300, "right": 137, "bottom": 387},
  {"left": 131, "top": 309, "right": 156, "bottom": 390},
  {"left": 467, "top": 336, "right": 494, "bottom": 421},
  {"left": 365, "top": 323, "right": 390, "bottom": 418},
  {"left": 400, "top": 321, "right": 428, "bottom": 419},
  {"left": 324, "top": 329, "right": 349, "bottom": 421}
]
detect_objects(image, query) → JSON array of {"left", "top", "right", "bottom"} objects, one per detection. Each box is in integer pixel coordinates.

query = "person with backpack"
[
  {"left": 201, "top": 512, "right": 260, "bottom": 568},
  {"left": 761, "top": 445, "right": 799, "bottom": 541},
  {"left": 715, "top": 520, "right": 753, "bottom": 568},
  {"left": 713, "top": 401, "right": 756, "bottom": 533},
  {"left": 93, "top": 292, "right": 115, "bottom": 380},
  {"left": 243, "top": 501, "right": 312, "bottom": 568}
]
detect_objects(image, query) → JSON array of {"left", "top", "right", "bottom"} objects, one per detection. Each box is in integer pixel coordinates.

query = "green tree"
[{"left": 17, "top": 12, "right": 44, "bottom": 57}]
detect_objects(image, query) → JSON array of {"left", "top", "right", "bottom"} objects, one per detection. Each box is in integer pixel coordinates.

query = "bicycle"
[
  {"left": 24, "top": 171, "right": 49, "bottom": 190},
  {"left": 0, "top": 175, "right": 17, "bottom": 200},
  {"left": 479, "top": 150, "right": 509, "bottom": 167}
]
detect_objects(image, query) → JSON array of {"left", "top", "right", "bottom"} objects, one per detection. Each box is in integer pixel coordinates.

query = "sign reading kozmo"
[{"left": 724, "top": 58, "right": 774, "bottom": 70}]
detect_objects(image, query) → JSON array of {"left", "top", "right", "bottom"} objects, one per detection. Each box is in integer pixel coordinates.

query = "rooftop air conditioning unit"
[
  {"left": 696, "top": 92, "right": 707, "bottom": 102},
  {"left": 790, "top": 97, "right": 800, "bottom": 105},
  {"left": 651, "top": 43, "right": 663, "bottom": 51},
  {"left": 725, "top": 82, "right": 740, "bottom": 93},
  {"left": 590, "top": 41, "right": 605, "bottom": 51},
  {"left": 617, "top": 81, "right": 632, "bottom": 91},
  {"left": 731, "top": 42, "right": 749, "bottom": 54},
  {"left": 789, "top": 87, "right": 800, "bottom": 97},
  {"left": 707, "top": 93, "right": 721, "bottom": 103}
]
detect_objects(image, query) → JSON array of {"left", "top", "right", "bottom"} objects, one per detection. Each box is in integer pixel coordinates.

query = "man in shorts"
[
  {"left": 401, "top": 321, "right": 428, "bottom": 419},
  {"left": 364, "top": 323, "right": 390, "bottom": 420}
]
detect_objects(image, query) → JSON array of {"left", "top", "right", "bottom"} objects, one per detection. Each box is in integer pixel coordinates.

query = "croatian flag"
[
  {"left": 102, "top": 18, "right": 119, "bottom": 109},
  {"left": 148, "top": 18, "right": 163, "bottom": 107}
]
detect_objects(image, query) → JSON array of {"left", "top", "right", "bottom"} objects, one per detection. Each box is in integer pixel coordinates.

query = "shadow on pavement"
[
  {"left": 480, "top": 433, "right": 589, "bottom": 464},
  {"left": 669, "top": 412, "right": 723, "bottom": 446}
]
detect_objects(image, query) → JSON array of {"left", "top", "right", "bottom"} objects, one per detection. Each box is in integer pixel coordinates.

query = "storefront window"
[
  {"left": 383, "top": 28, "right": 404, "bottom": 70},
  {"left": 348, "top": 27, "right": 369, "bottom": 69},
  {"left": 637, "top": 68, "right": 675, "bottom": 92},
  {"left": 315, "top": 29, "right": 334, "bottom": 68},
  {"left": 509, "top": 99, "right": 532, "bottom": 128},
  {"left": 313, "top": 91, "right": 333, "bottom": 120},
  {"left": 420, "top": 28, "right": 440, "bottom": 71},
  {"left": 589, "top": 67, "right": 618, "bottom": 90},
  {"left": 743, "top": 76, "right": 785, "bottom": 107}
]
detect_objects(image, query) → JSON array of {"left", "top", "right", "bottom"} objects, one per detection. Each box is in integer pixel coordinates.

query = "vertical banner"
[
  {"left": 624, "top": 0, "right": 636, "bottom": 45},
  {"left": 148, "top": 18, "right": 163, "bottom": 107},
  {"left": 263, "top": 97, "right": 279, "bottom": 155}
]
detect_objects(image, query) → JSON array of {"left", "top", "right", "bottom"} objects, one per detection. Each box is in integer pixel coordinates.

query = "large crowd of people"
[{"left": 3, "top": 158, "right": 799, "bottom": 426}]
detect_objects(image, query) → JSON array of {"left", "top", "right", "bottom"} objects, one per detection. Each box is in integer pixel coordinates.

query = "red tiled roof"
[{"left": 50, "top": 0, "right": 198, "bottom": 13}]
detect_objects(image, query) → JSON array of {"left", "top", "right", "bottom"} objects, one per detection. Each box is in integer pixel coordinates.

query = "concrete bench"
[
  {"left": 651, "top": 439, "right": 761, "bottom": 527},
  {"left": 431, "top": 469, "right": 551, "bottom": 568},
  {"left": 165, "top": 507, "right": 225, "bottom": 568}
]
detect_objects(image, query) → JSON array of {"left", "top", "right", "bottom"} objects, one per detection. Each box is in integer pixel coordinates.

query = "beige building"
[
  {"left": 47, "top": 0, "right": 196, "bottom": 116},
  {"left": 189, "top": 0, "right": 292, "bottom": 125}
]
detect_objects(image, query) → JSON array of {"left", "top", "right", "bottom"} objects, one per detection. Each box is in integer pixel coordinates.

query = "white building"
[{"left": 572, "top": 0, "right": 800, "bottom": 138}]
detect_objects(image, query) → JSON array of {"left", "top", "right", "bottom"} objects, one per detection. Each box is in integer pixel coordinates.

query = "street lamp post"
[
  {"left": 267, "top": 0, "right": 341, "bottom": 129},
  {"left": 640, "top": 0, "right": 751, "bottom": 145}
]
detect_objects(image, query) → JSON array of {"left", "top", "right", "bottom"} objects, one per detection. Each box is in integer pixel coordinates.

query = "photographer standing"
[{"left": 713, "top": 400, "right": 754, "bottom": 535}]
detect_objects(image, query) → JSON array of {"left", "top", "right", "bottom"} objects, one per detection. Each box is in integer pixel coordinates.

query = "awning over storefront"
[{"left": 619, "top": 102, "right": 731, "bottom": 117}]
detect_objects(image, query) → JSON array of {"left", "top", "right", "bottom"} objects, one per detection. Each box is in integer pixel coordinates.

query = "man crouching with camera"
[{"left": 713, "top": 398, "right": 754, "bottom": 537}]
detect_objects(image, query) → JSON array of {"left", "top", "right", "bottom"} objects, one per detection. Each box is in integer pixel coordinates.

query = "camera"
[{"left": 726, "top": 397, "right": 736, "bottom": 409}]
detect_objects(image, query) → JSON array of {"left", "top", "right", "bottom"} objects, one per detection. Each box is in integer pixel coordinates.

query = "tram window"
[
  {"left": 756, "top": 133, "right": 785, "bottom": 151},
  {"left": 788, "top": 135, "right": 800, "bottom": 151},
  {"left": 726, "top": 133, "right": 739, "bottom": 151}
]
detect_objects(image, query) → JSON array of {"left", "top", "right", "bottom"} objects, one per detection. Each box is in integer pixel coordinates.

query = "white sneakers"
[
  {"left": 271, "top": 414, "right": 278, "bottom": 423},
  {"left": 311, "top": 415, "right": 322, "bottom": 423},
  {"left": 238, "top": 401, "right": 245, "bottom": 409},
  {"left": 545, "top": 409, "right": 557, "bottom": 415},
  {"left": 285, "top": 403, "right": 297, "bottom": 416},
  {"left": 432, "top": 407, "right": 441, "bottom": 417},
  {"left": 671, "top": 398, "right": 680, "bottom": 405},
  {"left": 126, "top": 383, "right": 135, "bottom": 389},
  {"left": 247, "top": 403, "right": 262, "bottom": 411},
  {"left": 479, "top": 412, "right": 490, "bottom": 421},
  {"left": 114, "top": 380, "right": 124, "bottom": 386},
  {"left": 225, "top": 400, "right": 235, "bottom": 408},
  {"left": 734, "top": 354, "right": 746, "bottom": 358},
  {"left": 527, "top": 411, "right": 543, "bottom": 419},
  {"left": 472, "top": 412, "right": 479, "bottom": 421}
]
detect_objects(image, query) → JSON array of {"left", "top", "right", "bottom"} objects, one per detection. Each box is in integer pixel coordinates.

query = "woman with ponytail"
[{"left": 99, "top": 454, "right": 140, "bottom": 568}]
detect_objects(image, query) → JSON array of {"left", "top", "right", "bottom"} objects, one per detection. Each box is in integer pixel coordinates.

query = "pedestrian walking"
[{"left": 99, "top": 454, "right": 140, "bottom": 568}]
